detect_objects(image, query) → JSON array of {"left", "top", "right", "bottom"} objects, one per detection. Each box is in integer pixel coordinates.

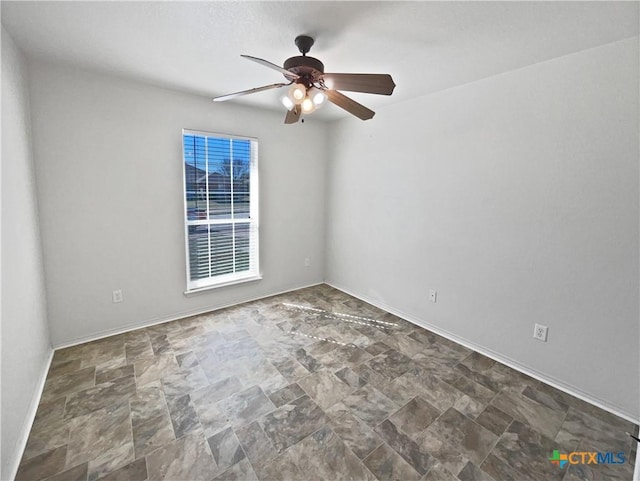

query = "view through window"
[{"left": 182, "top": 130, "right": 259, "bottom": 291}]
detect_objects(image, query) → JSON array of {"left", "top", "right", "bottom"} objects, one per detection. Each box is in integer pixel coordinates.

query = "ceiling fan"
[{"left": 213, "top": 35, "right": 396, "bottom": 124}]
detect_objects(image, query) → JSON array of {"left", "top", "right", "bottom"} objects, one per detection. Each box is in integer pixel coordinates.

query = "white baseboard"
[
  {"left": 7, "top": 348, "right": 54, "bottom": 481},
  {"left": 327, "top": 282, "right": 640, "bottom": 426},
  {"left": 54, "top": 282, "right": 324, "bottom": 350}
]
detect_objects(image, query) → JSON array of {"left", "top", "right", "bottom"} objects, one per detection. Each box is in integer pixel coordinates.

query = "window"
[{"left": 182, "top": 129, "right": 259, "bottom": 291}]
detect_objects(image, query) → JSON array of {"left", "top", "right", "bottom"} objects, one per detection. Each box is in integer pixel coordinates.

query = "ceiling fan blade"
[
  {"left": 322, "top": 73, "right": 396, "bottom": 95},
  {"left": 284, "top": 105, "right": 301, "bottom": 124},
  {"left": 213, "top": 82, "right": 289, "bottom": 102},
  {"left": 325, "top": 90, "right": 375, "bottom": 120},
  {"left": 241, "top": 55, "right": 299, "bottom": 80}
]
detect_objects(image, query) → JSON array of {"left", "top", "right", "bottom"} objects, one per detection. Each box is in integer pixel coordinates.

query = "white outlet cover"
[
  {"left": 429, "top": 289, "right": 437, "bottom": 303},
  {"left": 533, "top": 323, "right": 548, "bottom": 342}
]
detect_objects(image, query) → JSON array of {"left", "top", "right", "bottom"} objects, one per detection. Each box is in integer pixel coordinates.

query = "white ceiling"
[{"left": 2, "top": 1, "right": 638, "bottom": 120}]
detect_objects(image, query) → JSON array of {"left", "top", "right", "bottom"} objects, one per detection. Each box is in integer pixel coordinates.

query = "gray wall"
[
  {"left": 326, "top": 38, "right": 639, "bottom": 420},
  {"left": 1, "top": 27, "right": 52, "bottom": 480},
  {"left": 28, "top": 60, "right": 328, "bottom": 347}
]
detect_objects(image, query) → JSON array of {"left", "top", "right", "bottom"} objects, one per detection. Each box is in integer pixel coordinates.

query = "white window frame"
[{"left": 182, "top": 129, "right": 260, "bottom": 293}]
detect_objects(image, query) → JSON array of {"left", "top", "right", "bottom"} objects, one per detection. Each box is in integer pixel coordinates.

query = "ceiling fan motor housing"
[{"left": 284, "top": 56, "right": 324, "bottom": 87}]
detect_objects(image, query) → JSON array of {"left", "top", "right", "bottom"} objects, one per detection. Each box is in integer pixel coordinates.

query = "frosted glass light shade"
[
  {"left": 287, "top": 84, "right": 306, "bottom": 105},
  {"left": 309, "top": 87, "right": 327, "bottom": 108},
  {"left": 301, "top": 97, "right": 316, "bottom": 114},
  {"left": 281, "top": 96, "right": 295, "bottom": 110}
]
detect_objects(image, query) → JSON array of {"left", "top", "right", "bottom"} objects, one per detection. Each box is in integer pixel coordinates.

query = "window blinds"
[{"left": 182, "top": 130, "right": 259, "bottom": 291}]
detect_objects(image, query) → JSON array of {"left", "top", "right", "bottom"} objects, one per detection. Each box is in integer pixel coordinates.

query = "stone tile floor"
[{"left": 16, "top": 284, "right": 638, "bottom": 481}]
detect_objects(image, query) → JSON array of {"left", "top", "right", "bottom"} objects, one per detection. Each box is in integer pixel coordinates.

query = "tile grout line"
[{"left": 476, "top": 418, "right": 514, "bottom": 474}]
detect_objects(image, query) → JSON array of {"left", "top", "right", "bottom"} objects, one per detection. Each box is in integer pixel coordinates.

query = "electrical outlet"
[
  {"left": 533, "top": 323, "right": 548, "bottom": 342},
  {"left": 429, "top": 289, "right": 437, "bottom": 303},
  {"left": 112, "top": 289, "right": 123, "bottom": 303},
  {"left": 304, "top": 257, "right": 311, "bottom": 267}
]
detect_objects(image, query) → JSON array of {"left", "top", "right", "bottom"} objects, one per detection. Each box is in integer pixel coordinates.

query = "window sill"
[{"left": 184, "top": 274, "right": 262, "bottom": 296}]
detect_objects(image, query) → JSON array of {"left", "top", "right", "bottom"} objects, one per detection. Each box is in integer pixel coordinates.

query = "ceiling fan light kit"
[
  {"left": 286, "top": 85, "right": 326, "bottom": 114},
  {"left": 213, "top": 35, "right": 396, "bottom": 124}
]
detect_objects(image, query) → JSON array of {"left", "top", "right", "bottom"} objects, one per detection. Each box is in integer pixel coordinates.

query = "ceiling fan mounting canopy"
[
  {"left": 212, "top": 35, "right": 396, "bottom": 124},
  {"left": 294, "top": 35, "right": 315, "bottom": 55}
]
